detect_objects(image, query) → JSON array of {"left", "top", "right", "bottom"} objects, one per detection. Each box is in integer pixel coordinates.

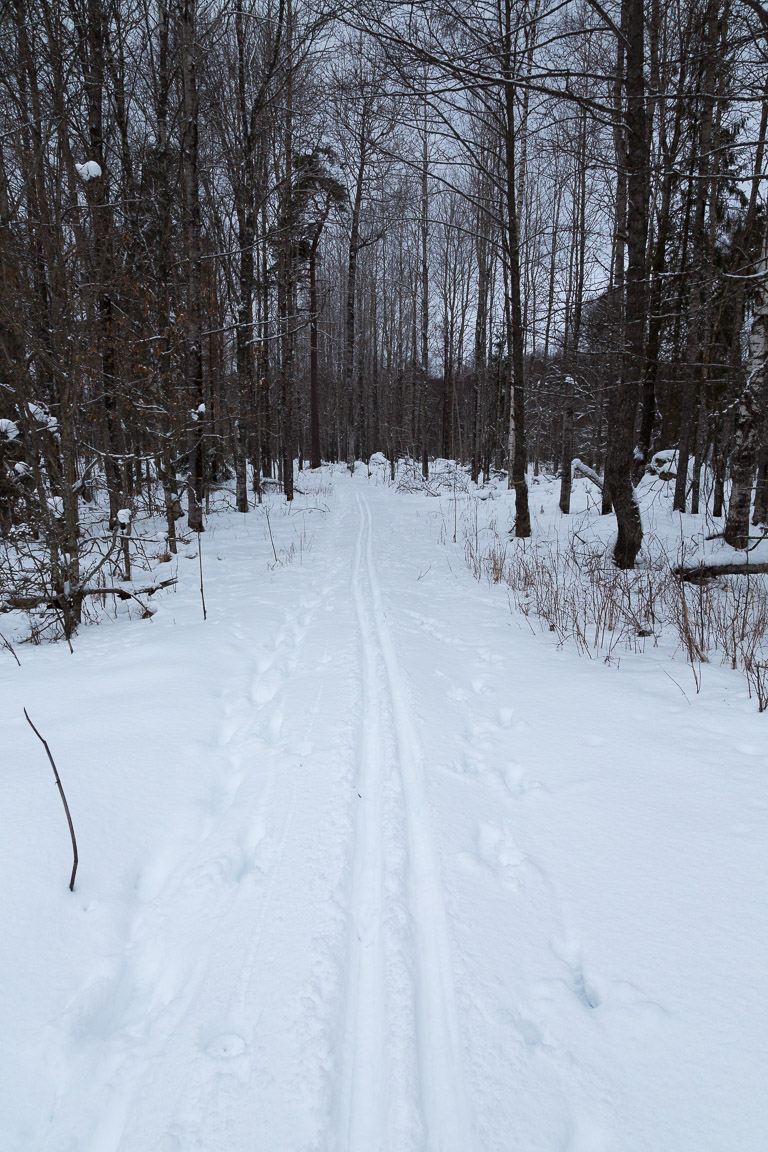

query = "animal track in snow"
[
  {"left": 474, "top": 647, "right": 504, "bottom": 666},
  {"left": 446, "top": 684, "right": 469, "bottom": 703},
  {"left": 502, "top": 761, "right": 547, "bottom": 798},
  {"left": 404, "top": 610, "right": 464, "bottom": 647},
  {"left": 458, "top": 820, "right": 529, "bottom": 891},
  {"left": 250, "top": 671, "right": 284, "bottom": 705},
  {"left": 205, "top": 1032, "right": 248, "bottom": 1060},
  {"left": 152, "top": 1133, "right": 182, "bottom": 1151},
  {"left": 548, "top": 940, "right": 603, "bottom": 1010},
  {"left": 476, "top": 821, "right": 528, "bottom": 887}
]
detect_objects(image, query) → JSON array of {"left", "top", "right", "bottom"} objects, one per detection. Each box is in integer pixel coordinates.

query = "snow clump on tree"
[{"left": 75, "top": 160, "right": 102, "bottom": 181}]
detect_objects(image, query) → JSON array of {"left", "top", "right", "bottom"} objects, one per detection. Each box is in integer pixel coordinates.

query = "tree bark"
[
  {"left": 181, "top": 0, "right": 204, "bottom": 532},
  {"left": 604, "top": 0, "right": 647, "bottom": 568},
  {"left": 724, "top": 231, "right": 768, "bottom": 548},
  {"left": 502, "top": 4, "right": 530, "bottom": 536}
]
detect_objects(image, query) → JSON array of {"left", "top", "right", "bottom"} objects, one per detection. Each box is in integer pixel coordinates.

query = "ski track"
[
  {"left": 337, "top": 491, "right": 473, "bottom": 1152},
  {"left": 38, "top": 484, "right": 478, "bottom": 1152},
  {"left": 6, "top": 471, "right": 768, "bottom": 1152},
  {"left": 336, "top": 494, "right": 388, "bottom": 1150}
]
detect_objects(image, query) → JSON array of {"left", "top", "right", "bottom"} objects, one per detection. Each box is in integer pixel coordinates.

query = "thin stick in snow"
[
  {"left": 198, "top": 531, "right": 207, "bottom": 621},
  {"left": 24, "top": 709, "right": 79, "bottom": 891},
  {"left": 265, "top": 506, "right": 278, "bottom": 564},
  {"left": 0, "top": 630, "right": 20, "bottom": 666}
]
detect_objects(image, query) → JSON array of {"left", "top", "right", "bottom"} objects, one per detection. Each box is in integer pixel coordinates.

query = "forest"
[
  {"left": 2, "top": 0, "right": 768, "bottom": 642},
  {"left": 3, "top": 5, "right": 768, "bottom": 1146}
]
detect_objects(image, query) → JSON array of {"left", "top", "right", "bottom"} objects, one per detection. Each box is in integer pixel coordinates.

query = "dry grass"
[{"left": 459, "top": 498, "right": 768, "bottom": 709}]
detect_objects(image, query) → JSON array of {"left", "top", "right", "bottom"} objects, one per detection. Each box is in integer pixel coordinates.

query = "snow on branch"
[
  {"left": 75, "top": 161, "right": 102, "bottom": 182},
  {"left": 571, "top": 458, "right": 603, "bottom": 489}
]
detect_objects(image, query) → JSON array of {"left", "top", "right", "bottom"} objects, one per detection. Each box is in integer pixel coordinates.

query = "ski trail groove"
[
  {"left": 338, "top": 492, "right": 473, "bottom": 1152},
  {"left": 337, "top": 493, "right": 389, "bottom": 1151}
]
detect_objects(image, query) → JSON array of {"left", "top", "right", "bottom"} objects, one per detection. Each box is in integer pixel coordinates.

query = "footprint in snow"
[
  {"left": 582, "top": 734, "right": 607, "bottom": 748},
  {"left": 503, "top": 762, "right": 546, "bottom": 798},
  {"left": 463, "top": 721, "right": 497, "bottom": 752},
  {"left": 564, "top": 1112, "right": 615, "bottom": 1152},
  {"left": 448, "top": 686, "right": 469, "bottom": 703},
  {"left": 152, "top": 1134, "right": 182, "bottom": 1152},
  {"left": 570, "top": 963, "right": 603, "bottom": 1010},
  {"left": 457, "top": 751, "right": 487, "bottom": 777},
  {"left": 549, "top": 940, "right": 602, "bottom": 1010},
  {"left": 205, "top": 1032, "right": 248, "bottom": 1059},
  {"left": 251, "top": 672, "right": 283, "bottom": 705},
  {"left": 458, "top": 820, "right": 529, "bottom": 890},
  {"left": 187, "top": 851, "right": 242, "bottom": 891},
  {"left": 476, "top": 647, "right": 504, "bottom": 665},
  {"left": 265, "top": 708, "right": 284, "bottom": 745},
  {"left": 737, "top": 742, "right": 764, "bottom": 757}
]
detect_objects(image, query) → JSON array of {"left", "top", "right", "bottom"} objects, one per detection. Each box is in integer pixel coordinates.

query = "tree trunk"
[
  {"left": 604, "top": 0, "right": 647, "bottom": 568},
  {"left": 309, "top": 233, "right": 321, "bottom": 469},
  {"left": 559, "top": 376, "right": 575, "bottom": 514},
  {"left": 725, "top": 229, "right": 768, "bottom": 548},
  {"left": 753, "top": 449, "right": 768, "bottom": 526},
  {"left": 502, "top": 8, "right": 530, "bottom": 536},
  {"left": 181, "top": 0, "right": 204, "bottom": 532},
  {"left": 420, "top": 112, "right": 430, "bottom": 479}
]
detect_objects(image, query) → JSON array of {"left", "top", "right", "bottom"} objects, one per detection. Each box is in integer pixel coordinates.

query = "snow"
[
  {"left": 1, "top": 466, "right": 767, "bottom": 1151},
  {"left": 76, "top": 161, "right": 103, "bottom": 182},
  {"left": 0, "top": 417, "right": 19, "bottom": 440},
  {"left": 25, "top": 403, "right": 59, "bottom": 434},
  {"left": 571, "top": 457, "right": 602, "bottom": 488},
  {"left": 648, "top": 449, "right": 678, "bottom": 478},
  {"left": 116, "top": 508, "right": 132, "bottom": 527}
]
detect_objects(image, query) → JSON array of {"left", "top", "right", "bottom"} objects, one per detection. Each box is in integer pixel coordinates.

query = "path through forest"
[{"left": 2, "top": 469, "right": 767, "bottom": 1151}]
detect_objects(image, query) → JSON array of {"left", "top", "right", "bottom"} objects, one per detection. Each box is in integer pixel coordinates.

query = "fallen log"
[
  {"left": 1, "top": 578, "right": 177, "bottom": 614},
  {"left": 84, "top": 578, "right": 177, "bottom": 600},
  {"left": 674, "top": 562, "right": 768, "bottom": 582}
]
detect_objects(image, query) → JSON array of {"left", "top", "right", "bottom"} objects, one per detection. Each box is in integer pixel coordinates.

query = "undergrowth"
[{"left": 450, "top": 482, "right": 768, "bottom": 711}]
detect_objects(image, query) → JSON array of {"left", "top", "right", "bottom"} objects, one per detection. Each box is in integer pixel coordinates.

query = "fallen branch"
[
  {"left": 24, "top": 709, "right": 79, "bottom": 891},
  {"left": 674, "top": 561, "right": 768, "bottom": 582},
  {"left": 1, "top": 578, "right": 177, "bottom": 615},
  {"left": 87, "top": 579, "right": 177, "bottom": 599}
]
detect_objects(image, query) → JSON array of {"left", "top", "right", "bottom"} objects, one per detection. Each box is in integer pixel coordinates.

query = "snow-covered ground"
[{"left": 2, "top": 465, "right": 767, "bottom": 1151}]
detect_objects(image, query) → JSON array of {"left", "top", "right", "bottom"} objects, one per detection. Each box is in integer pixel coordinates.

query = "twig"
[
  {"left": 24, "top": 709, "right": 79, "bottom": 891},
  {"left": 265, "top": 506, "right": 278, "bottom": 564},
  {"left": 0, "top": 630, "right": 20, "bottom": 666},
  {"left": 197, "top": 531, "right": 207, "bottom": 621},
  {"left": 660, "top": 664, "right": 691, "bottom": 704}
]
